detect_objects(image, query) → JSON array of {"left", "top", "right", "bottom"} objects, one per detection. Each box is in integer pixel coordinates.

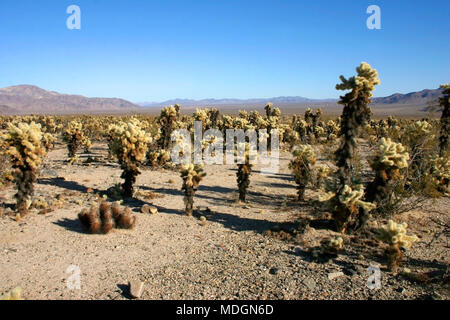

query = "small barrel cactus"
[
  {"left": 1, "top": 122, "right": 46, "bottom": 216},
  {"left": 289, "top": 145, "right": 316, "bottom": 200},
  {"left": 180, "top": 164, "right": 206, "bottom": 216},
  {"left": 377, "top": 220, "right": 418, "bottom": 272},
  {"left": 78, "top": 200, "right": 136, "bottom": 234}
]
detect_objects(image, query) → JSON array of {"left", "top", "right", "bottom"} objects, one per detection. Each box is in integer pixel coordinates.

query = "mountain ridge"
[{"left": 0, "top": 85, "right": 444, "bottom": 115}]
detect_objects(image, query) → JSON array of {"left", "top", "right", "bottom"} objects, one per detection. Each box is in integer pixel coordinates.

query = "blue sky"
[{"left": 0, "top": 0, "right": 449, "bottom": 102}]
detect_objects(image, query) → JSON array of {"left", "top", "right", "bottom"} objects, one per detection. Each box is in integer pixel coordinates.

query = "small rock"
[
  {"left": 303, "top": 278, "right": 316, "bottom": 290},
  {"left": 128, "top": 280, "right": 144, "bottom": 299},
  {"left": 141, "top": 205, "right": 158, "bottom": 214},
  {"left": 328, "top": 271, "right": 344, "bottom": 280},
  {"left": 269, "top": 268, "right": 279, "bottom": 275}
]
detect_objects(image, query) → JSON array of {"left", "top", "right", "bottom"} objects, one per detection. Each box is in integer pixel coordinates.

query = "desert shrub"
[
  {"left": 289, "top": 145, "right": 316, "bottom": 200},
  {"left": 377, "top": 220, "right": 418, "bottom": 273},
  {"left": 180, "top": 164, "right": 206, "bottom": 216},
  {"left": 78, "top": 200, "right": 136, "bottom": 234},
  {"left": 1, "top": 122, "right": 47, "bottom": 215},
  {"left": 110, "top": 119, "right": 151, "bottom": 197}
]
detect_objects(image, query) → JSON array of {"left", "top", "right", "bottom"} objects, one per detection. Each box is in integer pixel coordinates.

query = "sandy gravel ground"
[{"left": 0, "top": 142, "right": 448, "bottom": 300}]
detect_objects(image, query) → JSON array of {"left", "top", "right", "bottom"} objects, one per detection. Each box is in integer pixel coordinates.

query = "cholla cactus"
[
  {"left": 321, "top": 236, "right": 344, "bottom": 255},
  {"left": 304, "top": 108, "right": 322, "bottom": 140},
  {"left": 194, "top": 108, "right": 220, "bottom": 131},
  {"left": 158, "top": 105, "right": 180, "bottom": 149},
  {"left": 78, "top": 200, "right": 136, "bottom": 234},
  {"left": 63, "top": 121, "right": 84, "bottom": 164},
  {"left": 377, "top": 220, "right": 419, "bottom": 272},
  {"left": 313, "top": 164, "right": 332, "bottom": 189},
  {"left": 403, "top": 120, "right": 435, "bottom": 175},
  {"left": 180, "top": 164, "right": 206, "bottom": 216},
  {"left": 335, "top": 62, "right": 379, "bottom": 184},
  {"left": 110, "top": 119, "right": 151, "bottom": 197},
  {"left": 430, "top": 154, "right": 450, "bottom": 194},
  {"left": 147, "top": 149, "right": 171, "bottom": 168},
  {"left": 236, "top": 143, "right": 255, "bottom": 202},
  {"left": 326, "top": 120, "right": 340, "bottom": 141},
  {"left": 42, "top": 132, "right": 56, "bottom": 151},
  {"left": 329, "top": 62, "right": 379, "bottom": 233},
  {"left": 366, "top": 138, "right": 409, "bottom": 206},
  {"left": 81, "top": 135, "right": 92, "bottom": 153},
  {"left": 289, "top": 145, "right": 316, "bottom": 200},
  {"left": 321, "top": 183, "right": 376, "bottom": 233},
  {"left": 1, "top": 122, "right": 46, "bottom": 216},
  {"left": 439, "top": 84, "right": 450, "bottom": 156}
]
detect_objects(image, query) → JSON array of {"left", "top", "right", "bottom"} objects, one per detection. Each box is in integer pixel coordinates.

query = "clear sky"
[{"left": 0, "top": 0, "right": 449, "bottom": 102}]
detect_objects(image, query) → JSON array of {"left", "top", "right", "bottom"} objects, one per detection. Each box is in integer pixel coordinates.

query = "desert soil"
[{"left": 0, "top": 142, "right": 448, "bottom": 300}]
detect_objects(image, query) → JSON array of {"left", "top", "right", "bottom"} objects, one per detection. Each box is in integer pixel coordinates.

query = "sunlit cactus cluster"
[
  {"left": 180, "top": 163, "right": 206, "bottom": 216},
  {"left": 1, "top": 122, "right": 47, "bottom": 215},
  {"left": 158, "top": 104, "right": 181, "bottom": 149},
  {"left": 63, "top": 120, "right": 85, "bottom": 164},
  {"left": 110, "top": 119, "right": 152, "bottom": 197},
  {"left": 377, "top": 220, "right": 418, "bottom": 272},
  {"left": 366, "top": 138, "right": 409, "bottom": 207},
  {"left": 289, "top": 144, "right": 316, "bottom": 200},
  {"left": 235, "top": 142, "right": 256, "bottom": 202}
]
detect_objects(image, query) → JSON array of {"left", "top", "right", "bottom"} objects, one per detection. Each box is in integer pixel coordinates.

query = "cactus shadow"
[
  {"left": 53, "top": 218, "right": 88, "bottom": 234},
  {"left": 203, "top": 210, "right": 282, "bottom": 233},
  {"left": 37, "top": 177, "right": 98, "bottom": 194}
]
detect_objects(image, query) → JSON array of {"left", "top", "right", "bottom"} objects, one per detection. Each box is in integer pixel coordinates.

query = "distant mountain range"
[
  {"left": 0, "top": 84, "right": 444, "bottom": 115},
  {"left": 139, "top": 96, "right": 337, "bottom": 107},
  {"left": 139, "top": 88, "right": 444, "bottom": 107},
  {"left": 0, "top": 85, "right": 141, "bottom": 114}
]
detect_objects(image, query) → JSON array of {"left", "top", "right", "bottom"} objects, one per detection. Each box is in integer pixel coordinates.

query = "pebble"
[
  {"left": 303, "top": 278, "right": 316, "bottom": 290},
  {"left": 128, "top": 280, "right": 144, "bottom": 299},
  {"left": 269, "top": 268, "right": 279, "bottom": 275},
  {"left": 328, "top": 272, "right": 344, "bottom": 280}
]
